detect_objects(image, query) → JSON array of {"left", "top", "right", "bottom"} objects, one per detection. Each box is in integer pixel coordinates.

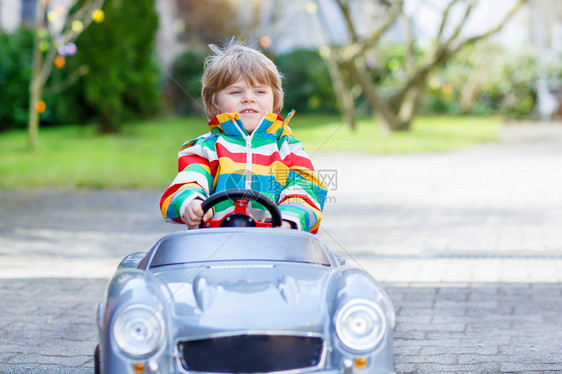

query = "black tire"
[{"left": 94, "top": 344, "right": 100, "bottom": 374}]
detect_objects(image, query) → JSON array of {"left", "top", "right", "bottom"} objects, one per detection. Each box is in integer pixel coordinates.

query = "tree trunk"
[
  {"left": 395, "top": 85, "right": 423, "bottom": 131},
  {"left": 334, "top": 67, "right": 357, "bottom": 131},
  {"left": 347, "top": 58, "right": 400, "bottom": 133},
  {"left": 98, "top": 116, "right": 117, "bottom": 134},
  {"left": 28, "top": 1, "right": 46, "bottom": 151},
  {"left": 28, "top": 83, "right": 41, "bottom": 150},
  {"left": 349, "top": 56, "right": 423, "bottom": 132},
  {"left": 323, "top": 49, "right": 357, "bottom": 130},
  {"left": 459, "top": 82, "right": 480, "bottom": 114}
]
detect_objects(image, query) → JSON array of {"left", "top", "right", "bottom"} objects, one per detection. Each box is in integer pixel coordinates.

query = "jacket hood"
[{"left": 208, "top": 110, "right": 295, "bottom": 139}]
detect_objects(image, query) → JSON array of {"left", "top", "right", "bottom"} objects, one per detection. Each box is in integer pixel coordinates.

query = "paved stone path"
[{"left": 1, "top": 123, "right": 561, "bottom": 373}]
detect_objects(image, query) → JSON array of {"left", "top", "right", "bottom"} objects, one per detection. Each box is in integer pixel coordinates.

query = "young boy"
[{"left": 160, "top": 41, "right": 327, "bottom": 233}]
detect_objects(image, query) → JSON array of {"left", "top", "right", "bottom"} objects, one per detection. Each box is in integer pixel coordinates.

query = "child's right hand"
[{"left": 183, "top": 198, "right": 213, "bottom": 229}]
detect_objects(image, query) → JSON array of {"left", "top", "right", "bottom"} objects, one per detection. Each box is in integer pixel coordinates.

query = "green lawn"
[{"left": 0, "top": 115, "right": 502, "bottom": 189}]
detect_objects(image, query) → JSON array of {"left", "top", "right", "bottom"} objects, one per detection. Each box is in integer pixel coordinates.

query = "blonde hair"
[{"left": 201, "top": 40, "right": 284, "bottom": 119}]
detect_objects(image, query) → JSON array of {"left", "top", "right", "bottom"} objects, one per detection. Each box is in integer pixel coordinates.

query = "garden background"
[{"left": 0, "top": 0, "right": 561, "bottom": 189}]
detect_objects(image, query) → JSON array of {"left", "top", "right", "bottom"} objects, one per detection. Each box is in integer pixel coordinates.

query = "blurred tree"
[
  {"left": 28, "top": 0, "right": 104, "bottom": 150},
  {"left": 0, "top": 29, "right": 33, "bottom": 131},
  {"left": 491, "top": 50, "right": 539, "bottom": 118},
  {"left": 275, "top": 49, "right": 337, "bottom": 114},
  {"left": 167, "top": 50, "right": 207, "bottom": 116},
  {"left": 423, "top": 46, "right": 542, "bottom": 117},
  {"left": 165, "top": 0, "right": 263, "bottom": 116},
  {"left": 312, "top": 0, "right": 526, "bottom": 132},
  {"left": 175, "top": 0, "right": 257, "bottom": 46},
  {"left": 65, "top": 0, "right": 160, "bottom": 133},
  {"left": 441, "top": 42, "right": 505, "bottom": 114}
]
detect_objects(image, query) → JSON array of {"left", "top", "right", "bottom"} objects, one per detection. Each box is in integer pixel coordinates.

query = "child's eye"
[{"left": 230, "top": 90, "right": 241, "bottom": 94}]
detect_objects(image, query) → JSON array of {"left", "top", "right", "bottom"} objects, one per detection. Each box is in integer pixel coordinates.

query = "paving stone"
[
  {"left": 454, "top": 362, "right": 501, "bottom": 372},
  {"left": 5, "top": 354, "right": 90, "bottom": 367},
  {"left": 394, "top": 363, "right": 417, "bottom": 373},
  {"left": 501, "top": 363, "right": 562, "bottom": 372},
  {"left": 457, "top": 354, "right": 503, "bottom": 364},
  {"left": 421, "top": 345, "right": 498, "bottom": 356},
  {"left": 399, "top": 353, "right": 458, "bottom": 364}
]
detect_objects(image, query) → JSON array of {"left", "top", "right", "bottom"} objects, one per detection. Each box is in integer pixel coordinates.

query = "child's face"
[{"left": 214, "top": 78, "right": 274, "bottom": 133}]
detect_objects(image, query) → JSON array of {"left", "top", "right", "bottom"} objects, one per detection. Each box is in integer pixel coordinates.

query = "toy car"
[{"left": 95, "top": 189, "right": 395, "bottom": 373}]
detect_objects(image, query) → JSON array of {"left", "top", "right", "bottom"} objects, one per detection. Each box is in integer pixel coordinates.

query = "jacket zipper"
[
  {"left": 236, "top": 114, "right": 266, "bottom": 190},
  {"left": 245, "top": 134, "right": 253, "bottom": 189}
]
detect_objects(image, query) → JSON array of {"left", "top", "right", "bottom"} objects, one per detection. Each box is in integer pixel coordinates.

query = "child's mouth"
[{"left": 240, "top": 109, "right": 258, "bottom": 114}]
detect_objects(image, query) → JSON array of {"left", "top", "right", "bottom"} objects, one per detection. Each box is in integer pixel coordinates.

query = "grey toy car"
[{"left": 94, "top": 190, "right": 395, "bottom": 374}]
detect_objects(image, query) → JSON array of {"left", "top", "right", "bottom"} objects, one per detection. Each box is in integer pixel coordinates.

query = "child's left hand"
[{"left": 280, "top": 220, "right": 293, "bottom": 229}]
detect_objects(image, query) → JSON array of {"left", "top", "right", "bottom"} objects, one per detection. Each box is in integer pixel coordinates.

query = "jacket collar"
[{"left": 208, "top": 110, "right": 295, "bottom": 138}]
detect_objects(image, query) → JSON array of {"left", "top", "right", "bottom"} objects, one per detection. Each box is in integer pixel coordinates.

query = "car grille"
[{"left": 178, "top": 334, "right": 324, "bottom": 373}]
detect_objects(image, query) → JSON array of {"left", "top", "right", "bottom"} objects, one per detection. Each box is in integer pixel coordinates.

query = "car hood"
[{"left": 152, "top": 262, "right": 333, "bottom": 332}]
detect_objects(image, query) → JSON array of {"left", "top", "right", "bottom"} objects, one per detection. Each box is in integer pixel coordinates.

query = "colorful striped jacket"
[{"left": 160, "top": 111, "right": 328, "bottom": 233}]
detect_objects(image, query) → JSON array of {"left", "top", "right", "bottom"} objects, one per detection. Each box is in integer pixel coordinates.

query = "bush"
[
  {"left": 488, "top": 51, "right": 539, "bottom": 118},
  {"left": 423, "top": 45, "right": 542, "bottom": 118},
  {"left": 56, "top": 0, "right": 162, "bottom": 132},
  {"left": 165, "top": 49, "right": 206, "bottom": 116},
  {"left": 274, "top": 49, "right": 337, "bottom": 114},
  {"left": 0, "top": 29, "right": 33, "bottom": 131},
  {"left": 165, "top": 48, "right": 338, "bottom": 116}
]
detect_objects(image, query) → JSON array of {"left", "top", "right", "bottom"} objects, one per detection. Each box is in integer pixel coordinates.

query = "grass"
[
  {"left": 291, "top": 115, "right": 502, "bottom": 154},
  {"left": 0, "top": 115, "right": 502, "bottom": 189}
]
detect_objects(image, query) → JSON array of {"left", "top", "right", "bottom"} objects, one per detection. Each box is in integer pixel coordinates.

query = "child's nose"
[{"left": 242, "top": 91, "right": 256, "bottom": 102}]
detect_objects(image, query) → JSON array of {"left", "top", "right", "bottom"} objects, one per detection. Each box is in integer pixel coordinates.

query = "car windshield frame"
[{"left": 148, "top": 230, "right": 331, "bottom": 268}]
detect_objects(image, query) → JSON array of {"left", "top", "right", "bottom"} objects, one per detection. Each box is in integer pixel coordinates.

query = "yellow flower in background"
[
  {"left": 306, "top": 2, "right": 318, "bottom": 13},
  {"left": 442, "top": 83, "right": 454, "bottom": 96},
  {"left": 39, "top": 40, "right": 50, "bottom": 52},
  {"left": 47, "top": 10, "right": 58, "bottom": 23},
  {"left": 429, "top": 77, "right": 442, "bottom": 90},
  {"left": 37, "top": 27, "right": 48, "bottom": 39},
  {"left": 71, "top": 20, "right": 84, "bottom": 33},
  {"left": 92, "top": 9, "right": 105, "bottom": 23}
]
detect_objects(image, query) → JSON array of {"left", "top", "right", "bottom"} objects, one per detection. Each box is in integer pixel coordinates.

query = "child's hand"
[
  {"left": 280, "top": 220, "right": 293, "bottom": 229},
  {"left": 183, "top": 199, "right": 213, "bottom": 229}
]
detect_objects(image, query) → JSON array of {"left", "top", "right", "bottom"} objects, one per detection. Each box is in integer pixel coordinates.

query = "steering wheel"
[{"left": 199, "top": 189, "right": 282, "bottom": 228}]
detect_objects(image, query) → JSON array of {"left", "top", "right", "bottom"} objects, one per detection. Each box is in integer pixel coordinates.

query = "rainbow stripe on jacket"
[{"left": 160, "top": 111, "right": 328, "bottom": 233}]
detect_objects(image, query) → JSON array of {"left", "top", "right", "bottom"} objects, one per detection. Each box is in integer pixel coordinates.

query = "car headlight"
[
  {"left": 335, "top": 300, "right": 386, "bottom": 352},
  {"left": 112, "top": 305, "right": 165, "bottom": 357}
]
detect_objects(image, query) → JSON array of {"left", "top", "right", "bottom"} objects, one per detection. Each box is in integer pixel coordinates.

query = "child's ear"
[
  {"left": 212, "top": 105, "right": 222, "bottom": 117},
  {"left": 210, "top": 94, "right": 221, "bottom": 116}
]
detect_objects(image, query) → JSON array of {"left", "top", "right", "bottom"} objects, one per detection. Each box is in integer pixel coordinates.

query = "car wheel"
[{"left": 94, "top": 344, "right": 100, "bottom": 374}]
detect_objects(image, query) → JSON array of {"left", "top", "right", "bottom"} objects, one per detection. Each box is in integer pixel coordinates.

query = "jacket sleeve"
[
  {"left": 278, "top": 137, "right": 327, "bottom": 234},
  {"left": 160, "top": 137, "right": 215, "bottom": 223}
]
